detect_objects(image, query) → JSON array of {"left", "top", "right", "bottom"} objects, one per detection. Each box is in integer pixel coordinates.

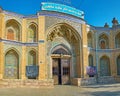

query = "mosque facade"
[{"left": 0, "top": 2, "right": 120, "bottom": 87}]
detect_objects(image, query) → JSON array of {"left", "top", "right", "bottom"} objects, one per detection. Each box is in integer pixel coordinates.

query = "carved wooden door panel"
[
  {"left": 52, "top": 58, "right": 59, "bottom": 85},
  {"left": 61, "top": 58, "right": 70, "bottom": 85}
]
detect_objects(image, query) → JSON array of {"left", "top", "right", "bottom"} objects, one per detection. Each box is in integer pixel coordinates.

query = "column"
[
  {"left": 0, "top": 42, "right": 4, "bottom": 79},
  {"left": 0, "top": 13, "right": 5, "bottom": 79},
  {"left": 0, "top": 13, "right": 5, "bottom": 38},
  {"left": 21, "top": 46, "right": 27, "bottom": 79},
  {"left": 38, "top": 16, "right": 46, "bottom": 80},
  {"left": 21, "top": 19, "right": 27, "bottom": 79},
  {"left": 81, "top": 24, "right": 88, "bottom": 78}
]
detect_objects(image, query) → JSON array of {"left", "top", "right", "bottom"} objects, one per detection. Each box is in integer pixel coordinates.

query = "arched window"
[
  {"left": 115, "top": 33, "right": 120, "bottom": 48},
  {"left": 28, "top": 24, "right": 37, "bottom": 42},
  {"left": 100, "top": 56, "right": 111, "bottom": 76},
  {"left": 28, "top": 50, "right": 36, "bottom": 65},
  {"left": 99, "top": 34, "right": 109, "bottom": 49},
  {"left": 117, "top": 55, "right": 120, "bottom": 75},
  {"left": 87, "top": 33, "right": 93, "bottom": 48},
  {"left": 6, "top": 19, "right": 21, "bottom": 41},
  {"left": 88, "top": 55, "right": 93, "bottom": 66},
  {"left": 7, "top": 29, "right": 14, "bottom": 40},
  {"left": 100, "top": 40, "right": 106, "bottom": 49},
  {"left": 5, "top": 50, "right": 19, "bottom": 79}
]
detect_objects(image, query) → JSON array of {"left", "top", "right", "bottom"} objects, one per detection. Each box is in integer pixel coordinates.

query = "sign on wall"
[
  {"left": 26, "top": 65, "right": 39, "bottom": 78},
  {"left": 41, "top": 2, "right": 84, "bottom": 19},
  {"left": 86, "top": 66, "right": 97, "bottom": 76}
]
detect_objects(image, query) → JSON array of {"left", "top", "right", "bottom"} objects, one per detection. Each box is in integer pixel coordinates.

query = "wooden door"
[
  {"left": 52, "top": 58, "right": 70, "bottom": 85},
  {"left": 61, "top": 58, "right": 70, "bottom": 85},
  {"left": 52, "top": 58, "right": 59, "bottom": 85}
]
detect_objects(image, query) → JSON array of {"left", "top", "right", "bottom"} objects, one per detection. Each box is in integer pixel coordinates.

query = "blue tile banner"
[{"left": 26, "top": 65, "right": 39, "bottom": 78}]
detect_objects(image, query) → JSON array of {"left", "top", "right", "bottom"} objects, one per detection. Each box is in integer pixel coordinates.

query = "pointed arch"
[
  {"left": 4, "top": 49, "right": 19, "bottom": 79},
  {"left": 88, "top": 54, "right": 93, "bottom": 66},
  {"left": 115, "top": 32, "right": 120, "bottom": 48},
  {"left": 100, "top": 56, "right": 111, "bottom": 76},
  {"left": 46, "top": 23, "right": 82, "bottom": 79},
  {"left": 99, "top": 33, "right": 109, "bottom": 49},
  {"left": 87, "top": 32, "right": 93, "bottom": 48},
  {"left": 28, "top": 50, "right": 37, "bottom": 65},
  {"left": 51, "top": 44, "right": 72, "bottom": 55},
  {"left": 117, "top": 55, "right": 120, "bottom": 75},
  {"left": 46, "top": 23, "right": 81, "bottom": 42},
  {"left": 6, "top": 19, "right": 21, "bottom": 41},
  {"left": 27, "top": 23, "right": 38, "bottom": 42}
]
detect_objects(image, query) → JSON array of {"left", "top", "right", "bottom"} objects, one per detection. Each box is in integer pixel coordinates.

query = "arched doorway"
[
  {"left": 4, "top": 49, "right": 19, "bottom": 79},
  {"left": 46, "top": 23, "right": 82, "bottom": 85},
  {"left": 52, "top": 46, "right": 71, "bottom": 85}
]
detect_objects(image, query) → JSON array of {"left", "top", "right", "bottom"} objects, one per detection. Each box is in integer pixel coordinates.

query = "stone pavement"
[{"left": 0, "top": 83, "right": 120, "bottom": 96}]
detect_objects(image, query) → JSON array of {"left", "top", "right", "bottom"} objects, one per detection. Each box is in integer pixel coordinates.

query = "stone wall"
[
  {"left": 114, "top": 76, "right": 120, "bottom": 83},
  {"left": 80, "top": 77, "right": 97, "bottom": 86},
  {"left": 71, "top": 77, "right": 97, "bottom": 86},
  {"left": 71, "top": 76, "right": 117, "bottom": 86},
  {"left": 97, "top": 76, "right": 116, "bottom": 84},
  {"left": 0, "top": 79, "right": 54, "bottom": 88}
]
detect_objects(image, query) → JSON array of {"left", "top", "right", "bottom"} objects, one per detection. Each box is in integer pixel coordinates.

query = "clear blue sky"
[{"left": 0, "top": 0, "right": 120, "bottom": 27}]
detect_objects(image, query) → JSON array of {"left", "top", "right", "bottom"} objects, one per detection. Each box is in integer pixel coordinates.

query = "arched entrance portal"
[
  {"left": 52, "top": 46, "right": 71, "bottom": 85},
  {"left": 46, "top": 23, "right": 82, "bottom": 85}
]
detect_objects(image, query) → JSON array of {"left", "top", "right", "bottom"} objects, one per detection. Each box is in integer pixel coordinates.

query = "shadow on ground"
[{"left": 80, "top": 91, "right": 120, "bottom": 96}]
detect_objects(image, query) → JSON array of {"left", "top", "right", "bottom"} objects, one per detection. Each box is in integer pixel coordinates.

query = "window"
[
  {"left": 99, "top": 34, "right": 109, "bottom": 49},
  {"left": 89, "top": 55, "right": 93, "bottom": 66},
  {"left": 7, "top": 29, "right": 14, "bottom": 40},
  {"left": 28, "top": 24, "right": 38, "bottom": 42},
  {"left": 100, "top": 40, "right": 106, "bottom": 49},
  {"left": 28, "top": 51, "right": 36, "bottom": 65},
  {"left": 6, "top": 19, "right": 21, "bottom": 41},
  {"left": 115, "top": 33, "right": 120, "bottom": 48},
  {"left": 87, "top": 33, "right": 93, "bottom": 48}
]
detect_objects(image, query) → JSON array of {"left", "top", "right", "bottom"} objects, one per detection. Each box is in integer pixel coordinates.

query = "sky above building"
[{"left": 0, "top": 0, "right": 120, "bottom": 27}]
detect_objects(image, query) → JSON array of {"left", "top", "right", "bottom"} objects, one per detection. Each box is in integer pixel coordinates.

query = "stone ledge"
[
  {"left": 71, "top": 76, "right": 117, "bottom": 86},
  {"left": 71, "top": 77, "right": 97, "bottom": 86},
  {"left": 0, "top": 79, "right": 54, "bottom": 88},
  {"left": 98, "top": 76, "right": 116, "bottom": 84}
]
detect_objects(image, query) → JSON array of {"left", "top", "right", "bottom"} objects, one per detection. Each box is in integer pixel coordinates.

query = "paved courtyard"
[{"left": 0, "top": 83, "right": 120, "bottom": 96}]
